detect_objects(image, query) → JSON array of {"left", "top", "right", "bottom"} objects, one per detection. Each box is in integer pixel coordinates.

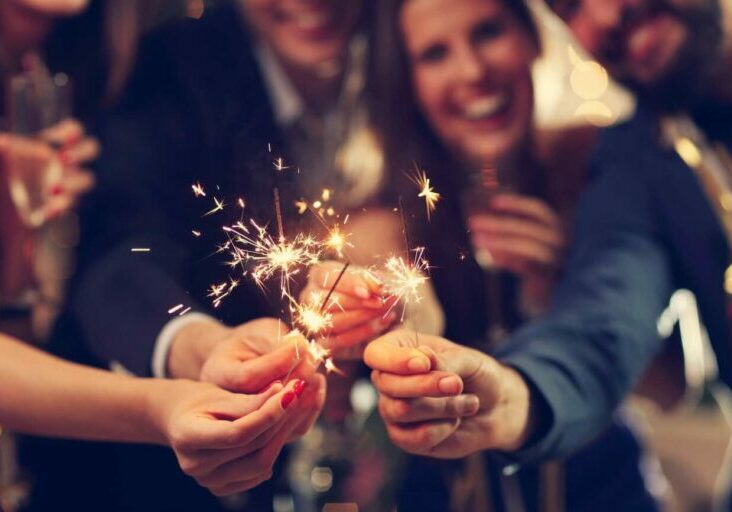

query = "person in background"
[
  {"left": 306, "top": 0, "right": 662, "bottom": 509},
  {"left": 34, "top": 0, "right": 387, "bottom": 510},
  {"left": 366, "top": 0, "right": 732, "bottom": 507}
]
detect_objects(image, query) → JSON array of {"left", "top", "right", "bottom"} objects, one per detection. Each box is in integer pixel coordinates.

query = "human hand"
[
  {"left": 364, "top": 330, "right": 534, "bottom": 458},
  {"left": 169, "top": 318, "right": 326, "bottom": 440},
  {"left": 301, "top": 260, "right": 397, "bottom": 359},
  {"left": 151, "top": 377, "right": 311, "bottom": 496},
  {"left": 0, "top": 119, "right": 97, "bottom": 223},
  {"left": 468, "top": 193, "right": 565, "bottom": 314}
]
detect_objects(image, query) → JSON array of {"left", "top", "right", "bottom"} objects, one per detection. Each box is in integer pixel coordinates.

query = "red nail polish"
[
  {"left": 59, "top": 149, "right": 72, "bottom": 167},
  {"left": 50, "top": 184, "right": 64, "bottom": 196},
  {"left": 293, "top": 379, "right": 307, "bottom": 397},
  {"left": 66, "top": 131, "right": 81, "bottom": 146},
  {"left": 281, "top": 391, "right": 296, "bottom": 409}
]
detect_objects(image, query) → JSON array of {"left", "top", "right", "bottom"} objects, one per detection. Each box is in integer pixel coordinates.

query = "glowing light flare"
[
  {"left": 381, "top": 247, "right": 430, "bottom": 318},
  {"left": 204, "top": 197, "right": 225, "bottom": 216},
  {"left": 410, "top": 167, "right": 440, "bottom": 220},
  {"left": 192, "top": 182, "right": 206, "bottom": 197}
]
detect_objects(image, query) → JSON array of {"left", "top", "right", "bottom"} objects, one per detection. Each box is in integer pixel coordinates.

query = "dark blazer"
[
  {"left": 22, "top": 4, "right": 298, "bottom": 511},
  {"left": 497, "top": 102, "right": 732, "bottom": 462},
  {"left": 393, "top": 145, "right": 657, "bottom": 511}
]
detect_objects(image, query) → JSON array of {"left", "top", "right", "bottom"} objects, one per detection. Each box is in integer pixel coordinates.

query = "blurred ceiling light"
[{"left": 574, "top": 101, "right": 615, "bottom": 127}]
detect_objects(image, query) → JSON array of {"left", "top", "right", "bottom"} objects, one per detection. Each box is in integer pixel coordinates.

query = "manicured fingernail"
[
  {"left": 59, "top": 149, "right": 73, "bottom": 166},
  {"left": 438, "top": 376, "right": 462, "bottom": 395},
  {"left": 66, "top": 131, "right": 81, "bottom": 146},
  {"left": 50, "top": 184, "right": 64, "bottom": 196},
  {"left": 407, "top": 355, "right": 431, "bottom": 373},
  {"left": 458, "top": 395, "right": 480, "bottom": 415},
  {"left": 354, "top": 285, "right": 370, "bottom": 299},
  {"left": 281, "top": 391, "right": 296, "bottom": 409},
  {"left": 293, "top": 379, "right": 307, "bottom": 397}
]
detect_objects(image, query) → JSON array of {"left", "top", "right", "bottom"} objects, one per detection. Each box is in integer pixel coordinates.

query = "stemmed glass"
[
  {"left": 461, "top": 164, "right": 513, "bottom": 348},
  {"left": 1, "top": 61, "right": 72, "bottom": 317}
]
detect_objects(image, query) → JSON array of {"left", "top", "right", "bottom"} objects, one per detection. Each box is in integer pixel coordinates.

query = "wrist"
[
  {"left": 167, "top": 319, "right": 229, "bottom": 380},
  {"left": 142, "top": 378, "right": 180, "bottom": 445},
  {"left": 491, "top": 364, "right": 535, "bottom": 452}
]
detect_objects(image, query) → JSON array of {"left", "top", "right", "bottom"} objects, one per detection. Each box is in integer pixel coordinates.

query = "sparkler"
[
  {"left": 381, "top": 247, "right": 430, "bottom": 320},
  {"left": 192, "top": 182, "right": 206, "bottom": 197}
]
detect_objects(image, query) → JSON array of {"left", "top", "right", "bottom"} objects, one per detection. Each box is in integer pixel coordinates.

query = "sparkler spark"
[
  {"left": 204, "top": 197, "right": 225, "bottom": 216},
  {"left": 410, "top": 166, "right": 441, "bottom": 220},
  {"left": 382, "top": 247, "right": 430, "bottom": 319},
  {"left": 192, "top": 182, "right": 206, "bottom": 197},
  {"left": 221, "top": 220, "right": 321, "bottom": 297}
]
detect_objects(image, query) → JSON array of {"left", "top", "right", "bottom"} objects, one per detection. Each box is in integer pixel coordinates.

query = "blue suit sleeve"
[{"left": 495, "top": 159, "right": 674, "bottom": 462}]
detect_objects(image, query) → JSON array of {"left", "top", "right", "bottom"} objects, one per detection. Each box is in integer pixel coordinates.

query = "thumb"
[{"left": 364, "top": 330, "right": 432, "bottom": 375}]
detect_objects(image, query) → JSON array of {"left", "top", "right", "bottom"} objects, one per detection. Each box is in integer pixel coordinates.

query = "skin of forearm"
[
  {"left": 167, "top": 319, "right": 228, "bottom": 380},
  {"left": 0, "top": 335, "right": 166, "bottom": 444}
]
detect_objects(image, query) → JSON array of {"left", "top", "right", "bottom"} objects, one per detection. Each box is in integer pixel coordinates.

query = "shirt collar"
[{"left": 254, "top": 44, "right": 304, "bottom": 127}]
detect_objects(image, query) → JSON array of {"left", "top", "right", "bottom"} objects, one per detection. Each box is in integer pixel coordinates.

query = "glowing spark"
[
  {"left": 192, "top": 182, "right": 206, "bottom": 197},
  {"left": 410, "top": 167, "right": 440, "bottom": 220},
  {"left": 178, "top": 307, "right": 192, "bottom": 316},
  {"left": 295, "top": 200, "right": 309, "bottom": 214},
  {"left": 192, "top": 230, "right": 201, "bottom": 237},
  {"left": 294, "top": 301, "right": 333, "bottom": 335},
  {"left": 207, "top": 278, "right": 240, "bottom": 308},
  {"left": 321, "top": 189, "right": 332, "bottom": 201},
  {"left": 324, "top": 226, "right": 352, "bottom": 258},
  {"left": 221, "top": 220, "right": 321, "bottom": 298},
  {"left": 238, "top": 198, "right": 246, "bottom": 209},
  {"left": 168, "top": 304, "right": 184, "bottom": 314},
  {"left": 131, "top": 248, "right": 151, "bottom": 252},
  {"left": 273, "top": 157, "right": 290, "bottom": 171},
  {"left": 204, "top": 197, "right": 225, "bottom": 216},
  {"left": 382, "top": 247, "right": 430, "bottom": 318}
]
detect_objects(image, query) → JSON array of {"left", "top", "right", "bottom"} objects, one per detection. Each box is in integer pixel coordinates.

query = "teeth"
[
  {"left": 462, "top": 94, "right": 507, "bottom": 120},
  {"left": 293, "top": 11, "right": 329, "bottom": 30}
]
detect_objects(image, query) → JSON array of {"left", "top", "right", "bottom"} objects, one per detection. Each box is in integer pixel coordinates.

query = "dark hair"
[
  {"left": 369, "top": 0, "right": 541, "bottom": 174},
  {"left": 44, "top": 0, "right": 170, "bottom": 121}
]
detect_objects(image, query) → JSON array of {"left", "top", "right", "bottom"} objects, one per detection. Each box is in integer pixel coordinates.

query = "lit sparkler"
[{"left": 381, "top": 247, "right": 430, "bottom": 319}]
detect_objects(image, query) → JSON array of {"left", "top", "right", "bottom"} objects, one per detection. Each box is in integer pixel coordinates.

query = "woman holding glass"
[{"left": 306, "top": 0, "right": 664, "bottom": 509}]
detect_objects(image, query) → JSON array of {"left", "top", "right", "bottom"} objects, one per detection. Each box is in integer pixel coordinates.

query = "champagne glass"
[
  {"left": 7, "top": 69, "right": 72, "bottom": 228},
  {"left": 461, "top": 165, "right": 514, "bottom": 347}
]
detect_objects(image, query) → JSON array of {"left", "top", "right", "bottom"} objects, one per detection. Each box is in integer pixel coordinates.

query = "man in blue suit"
[{"left": 365, "top": 0, "right": 732, "bottom": 470}]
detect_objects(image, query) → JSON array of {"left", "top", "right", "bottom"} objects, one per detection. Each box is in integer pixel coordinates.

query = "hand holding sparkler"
[
  {"left": 301, "top": 260, "right": 398, "bottom": 360},
  {"left": 364, "top": 330, "right": 537, "bottom": 458},
  {"left": 158, "top": 377, "right": 310, "bottom": 496},
  {"left": 168, "top": 317, "right": 327, "bottom": 440}
]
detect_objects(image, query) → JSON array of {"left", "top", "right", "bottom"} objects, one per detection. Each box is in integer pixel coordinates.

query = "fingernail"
[
  {"left": 66, "top": 131, "right": 81, "bottom": 146},
  {"left": 354, "top": 285, "right": 370, "bottom": 299},
  {"left": 293, "top": 379, "right": 307, "bottom": 397},
  {"left": 262, "top": 380, "right": 282, "bottom": 393},
  {"left": 438, "top": 376, "right": 462, "bottom": 395},
  {"left": 458, "top": 395, "right": 480, "bottom": 415},
  {"left": 407, "top": 355, "right": 431, "bottom": 373},
  {"left": 59, "top": 149, "right": 73, "bottom": 166},
  {"left": 281, "top": 391, "right": 296, "bottom": 409},
  {"left": 50, "top": 184, "right": 64, "bottom": 196}
]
